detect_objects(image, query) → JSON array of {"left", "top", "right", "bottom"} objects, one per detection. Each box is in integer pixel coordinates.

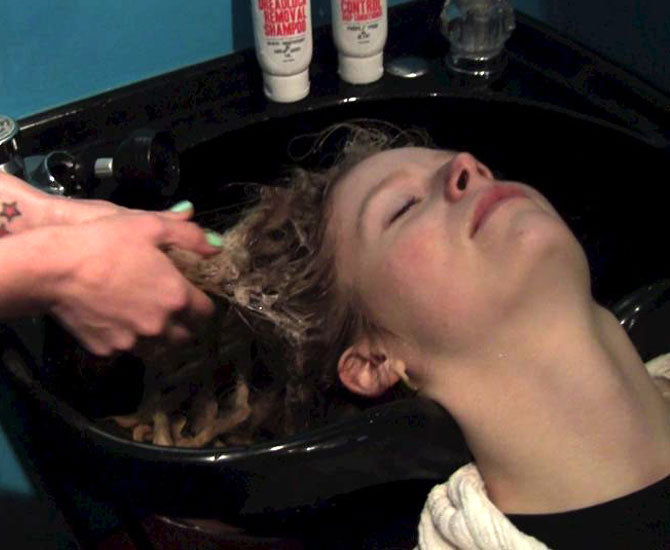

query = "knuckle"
[
  {"left": 136, "top": 213, "right": 166, "bottom": 237},
  {"left": 171, "top": 327, "right": 192, "bottom": 344},
  {"left": 114, "top": 332, "right": 137, "bottom": 353},
  {"left": 137, "top": 317, "right": 164, "bottom": 338},
  {"left": 90, "top": 342, "right": 113, "bottom": 357},
  {"left": 183, "top": 221, "right": 205, "bottom": 241},
  {"left": 166, "top": 282, "right": 190, "bottom": 311},
  {"left": 198, "top": 293, "right": 215, "bottom": 317}
]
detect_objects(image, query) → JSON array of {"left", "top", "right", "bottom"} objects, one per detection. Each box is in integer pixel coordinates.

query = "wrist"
[
  {"left": 0, "top": 224, "right": 73, "bottom": 317},
  {"left": 36, "top": 224, "right": 79, "bottom": 309}
]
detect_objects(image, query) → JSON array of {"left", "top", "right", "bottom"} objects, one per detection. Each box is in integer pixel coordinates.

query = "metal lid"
[
  {"left": 0, "top": 115, "right": 23, "bottom": 175},
  {"left": 0, "top": 115, "right": 18, "bottom": 145},
  {"left": 386, "top": 56, "right": 429, "bottom": 79}
]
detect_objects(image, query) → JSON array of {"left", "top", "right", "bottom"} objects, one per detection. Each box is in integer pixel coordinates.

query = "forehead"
[
  {"left": 330, "top": 147, "right": 453, "bottom": 220},
  {"left": 338, "top": 146, "right": 446, "bottom": 190},
  {"left": 326, "top": 147, "right": 458, "bottom": 287},
  {"left": 327, "top": 146, "right": 453, "bottom": 255},
  {"left": 332, "top": 147, "right": 445, "bottom": 210}
]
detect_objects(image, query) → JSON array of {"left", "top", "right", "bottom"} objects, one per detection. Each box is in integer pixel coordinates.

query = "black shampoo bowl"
[{"left": 2, "top": 96, "right": 670, "bottom": 541}]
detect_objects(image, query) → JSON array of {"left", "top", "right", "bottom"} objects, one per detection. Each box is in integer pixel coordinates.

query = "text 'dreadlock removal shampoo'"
[{"left": 251, "top": 0, "right": 313, "bottom": 102}]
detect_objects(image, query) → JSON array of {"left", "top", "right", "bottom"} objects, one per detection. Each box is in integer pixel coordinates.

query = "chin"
[{"left": 508, "top": 209, "right": 591, "bottom": 297}]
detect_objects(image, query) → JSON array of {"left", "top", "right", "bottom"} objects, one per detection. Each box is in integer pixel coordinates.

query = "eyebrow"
[{"left": 356, "top": 170, "right": 408, "bottom": 234}]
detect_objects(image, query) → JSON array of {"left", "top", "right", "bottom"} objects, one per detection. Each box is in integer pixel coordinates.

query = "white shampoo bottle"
[
  {"left": 331, "top": 0, "right": 387, "bottom": 84},
  {"left": 251, "top": 0, "right": 313, "bottom": 102}
]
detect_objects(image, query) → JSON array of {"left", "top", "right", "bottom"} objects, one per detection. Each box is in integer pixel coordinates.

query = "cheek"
[
  {"left": 380, "top": 228, "right": 443, "bottom": 292},
  {"left": 366, "top": 232, "right": 476, "bottom": 340},
  {"left": 392, "top": 235, "right": 436, "bottom": 270}
]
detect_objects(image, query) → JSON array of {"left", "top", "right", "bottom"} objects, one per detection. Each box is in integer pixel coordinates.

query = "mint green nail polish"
[
  {"left": 206, "top": 231, "right": 224, "bottom": 248},
  {"left": 170, "top": 200, "right": 193, "bottom": 212}
]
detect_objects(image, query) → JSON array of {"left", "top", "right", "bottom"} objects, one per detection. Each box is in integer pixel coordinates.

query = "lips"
[{"left": 470, "top": 185, "right": 528, "bottom": 237}]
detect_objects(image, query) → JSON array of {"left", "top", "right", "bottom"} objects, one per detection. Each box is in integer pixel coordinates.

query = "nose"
[{"left": 441, "top": 152, "right": 493, "bottom": 202}]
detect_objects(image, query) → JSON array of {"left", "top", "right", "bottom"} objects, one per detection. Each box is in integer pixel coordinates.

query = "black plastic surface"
[
  {"left": 1, "top": 0, "right": 669, "bottom": 545},
  {"left": 3, "top": 94, "right": 670, "bottom": 528}
]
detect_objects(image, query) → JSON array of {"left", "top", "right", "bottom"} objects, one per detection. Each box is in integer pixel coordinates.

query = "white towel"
[
  {"left": 416, "top": 463, "right": 550, "bottom": 550},
  {"left": 415, "top": 356, "right": 670, "bottom": 550}
]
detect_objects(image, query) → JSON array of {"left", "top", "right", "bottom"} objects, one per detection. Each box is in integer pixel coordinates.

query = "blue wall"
[
  {"left": 2, "top": 0, "right": 668, "bottom": 120},
  {"left": 1, "top": 0, "right": 239, "bottom": 118},
  {"left": 542, "top": 0, "right": 670, "bottom": 92},
  {"left": 0, "top": 428, "right": 31, "bottom": 493},
  {"left": 0, "top": 0, "right": 407, "bottom": 119}
]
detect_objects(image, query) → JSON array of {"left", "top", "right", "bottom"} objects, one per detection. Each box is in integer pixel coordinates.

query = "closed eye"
[{"left": 389, "top": 196, "right": 421, "bottom": 224}]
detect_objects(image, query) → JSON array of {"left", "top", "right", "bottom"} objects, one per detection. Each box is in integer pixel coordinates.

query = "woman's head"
[
  {"left": 181, "top": 122, "right": 590, "bottom": 435},
  {"left": 328, "top": 145, "right": 591, "bottom": 402},
  {"left": 178, "top": 123, "right": 426, "bottom": 434}
]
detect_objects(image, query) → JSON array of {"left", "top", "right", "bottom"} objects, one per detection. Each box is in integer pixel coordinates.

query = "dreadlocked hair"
[{"left": 169, "top": 121, "right": 432, "bottom": 441}]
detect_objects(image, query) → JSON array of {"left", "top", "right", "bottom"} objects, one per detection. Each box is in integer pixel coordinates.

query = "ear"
[{"left": 337, "top": 337, "right": 401, "bottom": 397}]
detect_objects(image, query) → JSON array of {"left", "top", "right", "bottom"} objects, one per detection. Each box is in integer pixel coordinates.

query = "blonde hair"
[{"left": 146, "top": 122, "right": 430, "bottom": 444}]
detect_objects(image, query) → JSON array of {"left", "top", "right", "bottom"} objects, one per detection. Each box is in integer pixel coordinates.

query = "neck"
[{"left": 427, "top": 302, "right": 670, "bottom": 514}]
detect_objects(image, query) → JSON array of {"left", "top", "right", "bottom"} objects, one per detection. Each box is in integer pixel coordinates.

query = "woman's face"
[{"left": 328, "top": 147, "right": 590, "bottom": 377}]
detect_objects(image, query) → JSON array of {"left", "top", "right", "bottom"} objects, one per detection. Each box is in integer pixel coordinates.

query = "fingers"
[
  {"left": 157, "top": 200, "right": 195, "bottom": 222},
  {"left": 107, "top": 202, "right": 219, "bottom": 257},
  {"left": 56, "top": 211, "right": 219, "bottom": 357},
  {"left": 48, "top": 196, "right": 195, "bottom": 228},
  {"left": 131, "top": 320, "right": 192, "bottom": 360},
  {"left": 132, "top": 283, "right": 214, "bottom": 350},
  {"left": 62, "top": 271, "right": 215, "bottom": 357},
  {"left": 176, "top": 283, "right": 216, "bottom": 329},
  {"left": 134, "top": 281, "right": 214, "bottom": 343},
  {"left": 151, "top": 217, "right": 224, "bottom": 258},
  {"left": 74, "top": 325, "right": 137, "bottom": 357},
  {"left": 156, "top": 201, "right": 224, "bottom": 257},
  {"left": 165, "top": 321, "right": 192, "bottom": 343},
  {"left": 84, "top": 310, "right": 210, "bottom": 358},
  {"left": 188, "top": 282, "right": 216, "bottom": 318}
]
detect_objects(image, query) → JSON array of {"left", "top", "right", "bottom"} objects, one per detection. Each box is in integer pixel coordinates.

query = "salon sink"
[
  {"left": 178, "top": 94, "right": 670, "bottom": 306},
  {"left": 2, "top": 94, "right": 670, "bottom": 545},
  {"left": 3, "top": 0, "right": 670, "bottom": 537}
]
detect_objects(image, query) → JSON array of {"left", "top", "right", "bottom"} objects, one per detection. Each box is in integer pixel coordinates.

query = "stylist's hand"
[
  {"left": 0, "top": 167, "right": 199, "bottom": 233},
  {"left": 48, "top": 212, "right": 220, "bottom": 356}
]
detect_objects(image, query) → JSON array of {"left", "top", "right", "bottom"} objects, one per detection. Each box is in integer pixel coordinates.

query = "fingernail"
[
  {"left": 205, "top": 231, "right": 224, "bottom": 248},
  {"left": 169, "top": 200, "right": 193, "bottom": 213}
]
